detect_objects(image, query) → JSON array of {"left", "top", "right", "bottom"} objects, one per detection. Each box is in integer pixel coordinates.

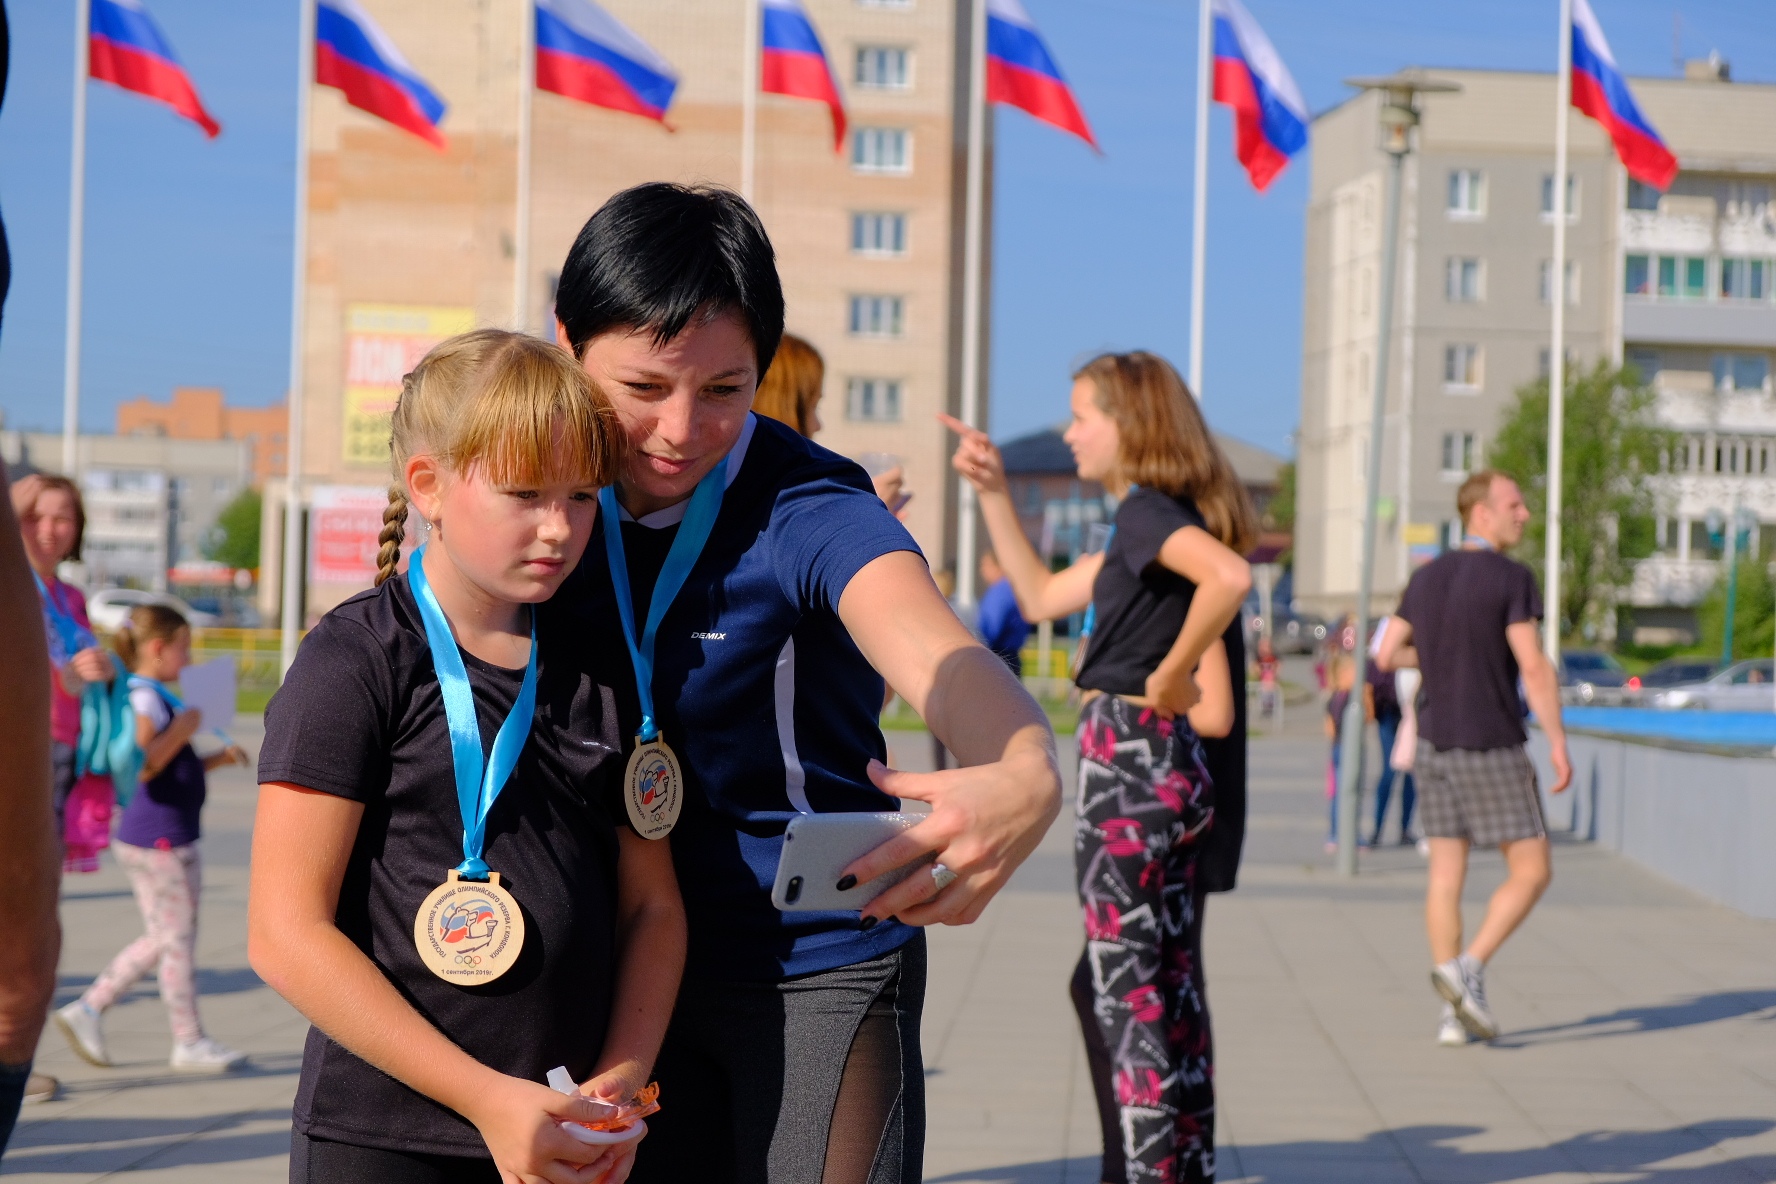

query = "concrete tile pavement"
[{"left": 7, "top": 698, "right": 1775, "bottom": 1182}]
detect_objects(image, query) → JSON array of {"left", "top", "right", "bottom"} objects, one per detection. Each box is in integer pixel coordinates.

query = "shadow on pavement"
[
  {"left": 4, "top": 1110, "right": 292, "bottom": 1174},
  {"left": 1490, "top": 990, "right": 1776, "bottom": 1048},
  {"left": 54, "top": 966, "right": 266, "bottom": 1002},
  {"left": 930, "top": 1121, "right": 1776, "bottom": 1183}
]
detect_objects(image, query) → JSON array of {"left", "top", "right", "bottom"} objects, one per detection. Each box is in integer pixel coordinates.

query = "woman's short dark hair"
[{"left": 555, "top": 183, "right": 786, "bottom": 375}]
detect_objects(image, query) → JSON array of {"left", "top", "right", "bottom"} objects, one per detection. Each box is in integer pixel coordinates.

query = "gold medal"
[
  {"left": 412, "top": 869, "right": 526, "bottom": 984},
  {"left": 624, "top": 736, "right": 683, "bottom": 839}
]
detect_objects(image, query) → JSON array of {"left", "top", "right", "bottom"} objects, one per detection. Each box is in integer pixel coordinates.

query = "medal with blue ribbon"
[
  {"left": 600, "top": 462, "right": 728, "bottom": 839},
  {"left": 407, "top": 545, "right": 533, "bottom": 985}
]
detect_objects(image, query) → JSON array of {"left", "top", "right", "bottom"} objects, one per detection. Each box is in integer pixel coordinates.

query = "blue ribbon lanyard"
[
  {"left": 408, "top": 546, "right": 539, "bottom": 881},
  {"left": 598, "top": 463, "right": 727, "bottom": 744},
  {"left": 126, "top": 675, "right": 234, "bottom": 746},
  {"left": 1079, "top": 526, "right": 1118, "bottom": 640},
  {"left": 1462, "top": 534, "right": 1495, "bottom": 551},
  {"left": 33, "top": 572, "right": 96, "bottom": 662}
]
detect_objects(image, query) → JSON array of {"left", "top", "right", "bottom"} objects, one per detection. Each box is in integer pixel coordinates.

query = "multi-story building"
[
  {"left": 117, "top": 386, "right": 289, "bottom": 488},
  {"left": 259, "top": 0, "right": 985, "bottom": 626},
  {"left": 1, "top": 431, "right": 253, "bottom": 590},
  {"left": 1296, "top": 62, "right": 1776, "bottom": 641}
]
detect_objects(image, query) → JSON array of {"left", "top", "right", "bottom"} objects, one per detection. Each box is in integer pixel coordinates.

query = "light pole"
[
  {"left": 1332, "top": 72, "right": 1459, "bottom": 877},
  {"left": 1705, "top": 504, "right": 1756, "bottom": 667}
]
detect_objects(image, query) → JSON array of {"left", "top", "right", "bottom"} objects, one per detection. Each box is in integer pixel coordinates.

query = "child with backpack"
[{"left": 54, "top": 603, "right": 250, "bottom": 1071}]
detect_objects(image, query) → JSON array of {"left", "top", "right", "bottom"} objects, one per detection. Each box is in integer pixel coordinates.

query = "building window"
[
  {"left": 1539, "top": 258, "right": 1580, "bottom": 305},
  {"left": 851, "top": 212, "right": 908, "bottom": 256},
  {"left": 1446, "top": 170, "right": 1484, "bottom": 218},
  {"left": 1626, "top": 348, "right": 1661, "bottom": 386},
  {"left": 1445, "top": 257, "right": 1483, "bottom": 302},
  {"left": 1540, "top": 173, "right": 1578, "bottom": 220},
  {"left": 1625, "top": 254, "right": 1650, "bottom": 296},
  {"left": 1626, "top": 178, "right": 1661, "bottom": 210},
  {"left": 855, "top": 46, "right": 911, "bottom": 89},
  {"left": 852, "top": 127, "right": 911, "bottom": 174},
  {"left": 848, "top": 294, "right": 904, "bottom": 337},
  {"left": 846, "top": 378, "right": 903, "bottom": 421},
  {"left": 1713, "top": 352, "right": 1770, "bottom": 394},
  {"left": 1721, "top": 258, "right": 1771, "bottom": 301},
  {"left": 1657, "top": 255, "right": 1708, "bottom": 299},
  {"left": 1440, "top": 431, "right": 1477, "bottom": 475},
  {"left": 1443, "top": 344, "right": 1481, "bottom": 391}
]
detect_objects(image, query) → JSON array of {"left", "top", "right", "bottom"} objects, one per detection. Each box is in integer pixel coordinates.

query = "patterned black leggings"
[{"left": 1071, "top": 695, "right": 1216, "bottom": 1184}]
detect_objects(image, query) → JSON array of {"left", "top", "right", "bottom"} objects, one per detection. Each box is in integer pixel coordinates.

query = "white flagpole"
[
  {"left": 280, "top": 0, "right": 318, "bottom": 676},
  {"left": 1188, "top": 0, "right": 1211, "bottom": 400},
  {"left": 514, "top": 0, "right": 535, "bottom": 332},
  {"left": 740, "top": 0, "right": 761, "bottom": 201},
  {"left": 61, "top": 0, "right": 91, "bottom": 477},
  {"left": 955, "top": 0, "right": 988, "bottom": 609},
  {"left": 1544, "top": 0, "right": 1572, "bottom": 661}
]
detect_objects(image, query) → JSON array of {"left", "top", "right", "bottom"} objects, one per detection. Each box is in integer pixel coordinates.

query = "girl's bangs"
[{"left": 449, "top": 353, "right": 614, "bottom": 489}]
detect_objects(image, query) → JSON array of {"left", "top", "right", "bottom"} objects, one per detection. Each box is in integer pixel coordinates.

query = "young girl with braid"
[
  {"left": 249, "top": 329, "right": 685, "bottom": 1184},
  {"left": 945, "top": 352, "right": 1253, "bottom": 1184}
]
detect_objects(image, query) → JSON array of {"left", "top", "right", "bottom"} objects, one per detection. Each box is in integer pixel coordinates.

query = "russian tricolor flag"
[
  {"left": 1209, "top": 0, "right": 1307, "bottom": 192},
  {"left": 88, "top": 0, "right": 220, "bottom": 138},
  {"left": 760, "top": 0, "right": 846, "bottom": 150},
  {"left": 316, "top": 0, "right": 448, "bottom": 149},
  {"left": 1570, "top": 0, "right": 1677, "bottom": 190},
  {"left": 985, "top": 0, "right": 1096, "bottom": 149},
  {"left": 536, "top": 0, "right": 678, "bottom": 125}
]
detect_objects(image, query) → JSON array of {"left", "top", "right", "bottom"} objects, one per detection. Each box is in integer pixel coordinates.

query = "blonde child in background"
[
  {"left": 1323, "top": 650, "right": 1374, "bottom": 852},
  {"left": 55, "top": 604, "right": 250, "bottom": 1072}
]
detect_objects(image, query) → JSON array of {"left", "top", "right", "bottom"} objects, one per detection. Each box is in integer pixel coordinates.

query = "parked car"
[
  {"left": 1559, "top": 650, "right": 1633, "bottom": 705},
  {"left": 1637, "top": 658, "right": 1721, "bottom": 689},
  {"left": 1650, "top": 659, "right": 1776, "bottom": 711},
  {"left": 86, "top": 588, "right": 220, "bottom": 633},
  {"left": 1246, "top": 610, "right": 1327, "bottom": 655}
]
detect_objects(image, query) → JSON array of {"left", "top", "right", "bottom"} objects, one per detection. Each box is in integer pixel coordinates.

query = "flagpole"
[
  {"left": 1187, "top": 0, "right": 1211, "bottom": 400},
  {"left": 514, "top": 0, "right": 535, "bottom": 332},
  {"left": 1544, "top": 0, "right": 1572, "bottom": 661},
  {"left": 740, "top": 0, "right": 760, "bottom": 201},
  {"left": 955, "top": 0, "right": 988, "bottom": 610},
  {"left": 61, "top": 0, "right": 91, "bottom": 477},
  {"left": 280, "top": 0, "right": 318, "bottom": 676}
]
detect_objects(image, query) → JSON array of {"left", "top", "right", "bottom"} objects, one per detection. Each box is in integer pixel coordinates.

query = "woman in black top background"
[{"left": 945, "top": 352, "right": 1253, "bottom": 1184}]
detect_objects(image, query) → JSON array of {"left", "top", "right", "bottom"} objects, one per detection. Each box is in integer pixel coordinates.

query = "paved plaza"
[{"left": 7, "top": 695, "right": 1776, "bottom": 1182}]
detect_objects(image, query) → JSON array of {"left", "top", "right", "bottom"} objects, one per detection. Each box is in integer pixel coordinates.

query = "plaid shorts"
[{"left": 1415, "top": 742, "right": 1546, "bottom": 847}]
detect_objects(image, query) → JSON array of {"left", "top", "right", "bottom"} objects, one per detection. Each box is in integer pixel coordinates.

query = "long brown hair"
[
  {"left": 375, "top": 329, "right": 625, "bottom": 587},
  {"left": 1074, "top": 351, "right": 1257, "bottom": 554},
  {"left": 113, "top": 603, "right": 189, "bottom": 671},
  {"left": 751, "top": 333, "right": 824, "bottom": 437}
]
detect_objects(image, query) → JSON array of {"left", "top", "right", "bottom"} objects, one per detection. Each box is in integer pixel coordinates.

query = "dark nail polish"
[
  {"left": 836, "top": 874, "right": 858, "bottom": 892},
  {"left": 859, "top": 915, "right": 879, "bottom": 931}
]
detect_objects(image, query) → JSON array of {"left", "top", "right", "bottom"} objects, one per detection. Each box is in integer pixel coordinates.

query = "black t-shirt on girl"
[
  {"left": 258, "top": 572, "right": 636, "bottom": 1158},
  {"left": 1076, "top": 488, "right": 1212, "bottom": 697}
]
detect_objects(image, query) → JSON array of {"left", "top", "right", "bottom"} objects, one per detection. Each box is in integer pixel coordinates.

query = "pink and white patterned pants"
[{"left": 83, "top": 840, "right": 204, "bottom": 1045}]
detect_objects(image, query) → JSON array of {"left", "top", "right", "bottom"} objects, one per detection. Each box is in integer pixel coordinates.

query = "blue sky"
[{"left": 1, "top": 1, "right": 1770, "bottom": 456}]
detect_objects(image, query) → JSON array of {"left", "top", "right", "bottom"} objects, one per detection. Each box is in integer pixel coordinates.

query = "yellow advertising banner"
[{"left": 342, "top": 304, "right": 476, "bottom": 466}]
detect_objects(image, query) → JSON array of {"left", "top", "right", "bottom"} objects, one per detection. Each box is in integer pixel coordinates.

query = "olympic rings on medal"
[{"left": 454, "top": 953, "right": 484, "bottom": 966}]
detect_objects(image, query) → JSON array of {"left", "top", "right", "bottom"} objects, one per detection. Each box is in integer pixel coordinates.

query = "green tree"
[
  {"left": 1486, "top": 360, "right": 1675, "bottom": 641},
  {"left": 1264, "top": 460, "right": 1295, "bottom": 533},
  {"left": 204, "top": 488, "right": 263, "bottom": 571},
  {"left": 1696, "top": 557, "right": 1775, "bottom": 663}
]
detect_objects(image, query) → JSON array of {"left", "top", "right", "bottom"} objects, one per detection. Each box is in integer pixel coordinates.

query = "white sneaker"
[
  {"left": 1437, "top": 1004, "right": 1469, "bottom": 1046},
  {"left": 170, "top": 1037, "right": 247, "bottom": 1072},
  {"left": 54, "top": 1001, "right": 110, "bottom": 1067},
  {"left": 1431, "top": 954, "right": 1500, "bottom": 1040}
]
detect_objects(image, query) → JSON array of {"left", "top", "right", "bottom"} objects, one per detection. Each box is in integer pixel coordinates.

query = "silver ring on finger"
[{"left": 930, "top": 862, "right": 958, "bottom": 892}]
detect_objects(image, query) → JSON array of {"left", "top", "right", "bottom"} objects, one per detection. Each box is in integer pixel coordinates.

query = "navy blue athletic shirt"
[{"left": 560, "top": 414, "right": 925, "bottom": 982}]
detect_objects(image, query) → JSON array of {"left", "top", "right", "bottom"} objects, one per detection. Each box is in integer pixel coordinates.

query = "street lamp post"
[
  {"left": 1705, "top": 504, "right": 1756, "bottom": 668},
  {"left": 1332, "top": 72, "right": 1459, "bottom": 877}
]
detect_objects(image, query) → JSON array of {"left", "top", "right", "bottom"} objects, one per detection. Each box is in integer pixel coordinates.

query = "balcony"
[
  {"left": 1623, "top": 298, "right": 1776, "bottom": 349},
  {"left": 1625, "top": 556, "right": 1723, "bottom": 607}
]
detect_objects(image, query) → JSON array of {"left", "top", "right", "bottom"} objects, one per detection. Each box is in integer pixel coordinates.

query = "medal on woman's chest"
[
  {"left": 600, "top": 466, "right": 727, "bottom": 841},
  {"left": 408, "top": 547, "right": 539, "bottom": 986},
  {"left": 413, "top": 869, "right": 527, "bottom": 983}
]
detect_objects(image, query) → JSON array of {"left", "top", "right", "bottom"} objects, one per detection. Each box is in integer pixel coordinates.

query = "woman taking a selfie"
[{"left": 944, "top": 351, "right": 1253, "bottom": 1184}]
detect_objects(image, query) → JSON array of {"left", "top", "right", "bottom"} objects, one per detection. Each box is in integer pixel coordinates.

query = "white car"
[
  {"left": 1650, "top": 659, "right": 1776, "bottom": 711},
  {"left": 85, "top": 588, "right": 220, "bottom": 634}
]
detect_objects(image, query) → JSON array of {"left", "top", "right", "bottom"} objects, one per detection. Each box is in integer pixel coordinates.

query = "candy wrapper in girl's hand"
[{"left": 545, "top": 1067, "right": 660, "bottom": 1141}]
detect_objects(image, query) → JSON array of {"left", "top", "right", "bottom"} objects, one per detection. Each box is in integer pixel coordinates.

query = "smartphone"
[{"left": 770, "top": 812, "right": 928, "bottom": 912}]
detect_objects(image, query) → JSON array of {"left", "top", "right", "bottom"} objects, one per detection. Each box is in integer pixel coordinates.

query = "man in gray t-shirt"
[{"left": 1378, "top": 470, "right": 1571, "bottom": 1047}]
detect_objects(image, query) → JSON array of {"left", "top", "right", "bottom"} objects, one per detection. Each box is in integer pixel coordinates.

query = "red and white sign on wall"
[{"left": 308, "top": 485, "right": 390, "bottom": 587}]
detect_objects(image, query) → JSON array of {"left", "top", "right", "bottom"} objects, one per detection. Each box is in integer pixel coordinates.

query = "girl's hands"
[
  {"left": 462, "top": 1075, "right": 620, "bottom": 1184},
  {"left": 939, "top": 413, "right": 1008, "bottom": 496},
  {"left": 1143, "top": 662, "right": 1202, "bottom": 720},
  {"left": 69, "top": 646, "right": 112, "bottom": 684}
]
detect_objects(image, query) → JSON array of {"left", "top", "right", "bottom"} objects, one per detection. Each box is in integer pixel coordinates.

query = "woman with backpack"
[{"left": 54, "top": 604, "right": 249, "bottom": 1073}]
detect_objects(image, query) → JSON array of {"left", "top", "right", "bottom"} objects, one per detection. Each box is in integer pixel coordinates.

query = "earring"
[{"left": 423, "top": 519, "right": 433, "bottom": 532}]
